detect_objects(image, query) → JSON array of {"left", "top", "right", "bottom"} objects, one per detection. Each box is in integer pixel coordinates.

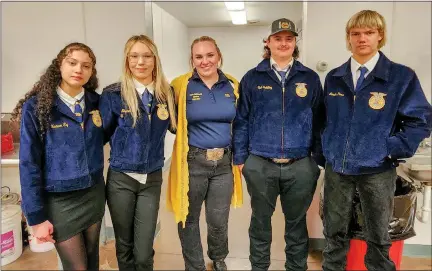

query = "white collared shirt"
[
  {"left": 351, "top": 52, "right": 380, "bottom": 89},
  {"left": 124, "top": 79, "right": 155, "bottom": 184},
  {"left": 133, "top": 78, "right": 154, "bottom": 97},
  {"left": 270, "top": 57, "right": 294, "bottom": 81},
  {"left": 56, "top": 86, "right": 85, "bottom": 113}
]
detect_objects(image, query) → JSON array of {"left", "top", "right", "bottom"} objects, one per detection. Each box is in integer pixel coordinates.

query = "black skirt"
[{"left": 44, "top": 180, "right": 106, "bottom": 243}]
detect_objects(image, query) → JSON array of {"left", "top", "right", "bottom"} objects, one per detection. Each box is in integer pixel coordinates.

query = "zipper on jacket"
[
  {"left": 282, "top": 82, "right": 285, "bottom": 158},
  {"left": 342, "top": 95, "right": 356, "bottom": 173},
  {"left": 81, "top": 123, "right": 90, "bottom": 175}
]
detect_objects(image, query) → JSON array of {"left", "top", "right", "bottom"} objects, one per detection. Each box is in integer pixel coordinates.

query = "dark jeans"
[
  {"left": 106, "top": 168, "right": 162, "bottom": 271},
  {"left": 322, "top": 165, "right": 397, "bottom": 271},
  {"left": 243, "top": 154, "right": 320, "bottom": 271},
  {"left": 178, "top": 146, "right": 234, "bottom": 271}
]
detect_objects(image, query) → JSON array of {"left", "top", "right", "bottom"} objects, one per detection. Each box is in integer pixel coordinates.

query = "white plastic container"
[
  {"left": 1, "top": 205, "right": 22, "bottom": 266},
  {"left": 27, "top": 225, "right": 55, "bottom": 253}
]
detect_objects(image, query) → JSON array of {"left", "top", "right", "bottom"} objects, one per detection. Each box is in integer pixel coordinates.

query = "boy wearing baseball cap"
[{"left": 233, "top": 18, "right": 325, "bottom": 270}]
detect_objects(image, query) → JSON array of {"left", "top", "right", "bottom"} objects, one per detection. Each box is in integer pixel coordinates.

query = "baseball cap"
[{"left": 266, "top": 18, "right": 298, "bottom": 39}]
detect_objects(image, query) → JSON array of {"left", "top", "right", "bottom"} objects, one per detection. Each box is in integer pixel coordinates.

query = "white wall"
[
  {"left": 2, "top": 2, "right": 86, "bottom": 112},
  {"left": 83, "top": 2, "right": 147, "bottom": 89},
  {"left": 188, "top": 26, "right": 270, "bottom": 81},
  {"left": 303, "top": 2, "right": 432, "bottom": 246},
  {"left": 1, "top": 2, "right": 147, "bottom": 107},
  {"left": 304, "top": 2, "right": 394, "bottom": 83},
  {"left": 391, "top": 2, "right": 431, "bottom": 102},
  {"left": 153, "top": 4, "right": 190, "bottom": 82},
  {"left": 152, "top": 3, "right": 190, "bottom": 162}
]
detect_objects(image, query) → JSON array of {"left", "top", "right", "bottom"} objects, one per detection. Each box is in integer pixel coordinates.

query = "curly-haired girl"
[{"left": 12, "top": 42, "right": 105, "bottom": 270}]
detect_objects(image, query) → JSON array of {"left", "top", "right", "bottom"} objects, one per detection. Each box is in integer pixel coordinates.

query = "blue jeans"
[{"left": 178, "top": 146, "right": 234, "bottom": 271}]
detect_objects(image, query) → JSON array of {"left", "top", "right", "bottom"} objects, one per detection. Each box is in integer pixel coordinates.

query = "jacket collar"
[
  {"left": 54, "top": 90, "right": 99, "bottom": 123},
  {"left": 333, "top": 51, "right": 391, "bottom": 82},
  {"left": 103, "top": 82, "right": 154, "bottom": 114},
  {"left": 256, "top": 58, "right": 309, "bottom": 73}
]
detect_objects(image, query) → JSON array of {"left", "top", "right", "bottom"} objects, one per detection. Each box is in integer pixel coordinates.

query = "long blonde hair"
[
  {"left": 346, "top": 10, "right": 387, "bottom": 51},
  {"left": 121, "top": 35, "right": 176, "bottom": 129}
]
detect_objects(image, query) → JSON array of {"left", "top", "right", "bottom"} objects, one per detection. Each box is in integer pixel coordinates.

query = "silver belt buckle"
[
  {"left": 272, "top": 158, "right": 291, "bottom": 164},
  {"left": 206, "top": 148, "right": 224, "bottom": 161}
]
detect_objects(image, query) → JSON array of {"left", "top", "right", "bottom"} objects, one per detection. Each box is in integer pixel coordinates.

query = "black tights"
[{"left": 55, "top": 221, "right": 102, "bottom": 270}]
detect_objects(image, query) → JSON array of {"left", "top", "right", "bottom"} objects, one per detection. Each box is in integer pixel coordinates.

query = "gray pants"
[
  {"left": 243, "top": 154, "right": 320, "bottom": 271},
  {"left": 322, "top": 165, "right": 397, "bottom": 271},
  {"left": 106, "top": 168, "right": 162, "bottom": 271},
  {"left": 178, "top": 146, "right": 234, "bottom": 271}
]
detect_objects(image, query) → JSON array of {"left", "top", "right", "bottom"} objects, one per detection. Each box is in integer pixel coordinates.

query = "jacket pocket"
[
  {"left": 187, "top": 149, "right": 197, "bottom": 161},
  {"left": 112, "top": 128, "right": 129, "bottom": 158}
]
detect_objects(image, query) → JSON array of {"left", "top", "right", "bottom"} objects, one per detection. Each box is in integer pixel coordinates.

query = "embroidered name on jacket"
[
  {"left": 51, "top": 122, "right": 69, "bottom": 129},
  {"left": 257, "top": 85, "right": 272, "bottom": 90},
  {"left": 329, "top": 92, "right": 345, "bottom": 97},
  {"left": 120, "top": 108, "right": 131, "bottom": 118}
]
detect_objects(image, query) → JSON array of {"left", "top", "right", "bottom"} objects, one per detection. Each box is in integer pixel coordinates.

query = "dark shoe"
[{"left": 213, "top": 261, "right": 227, "bottom": 271}]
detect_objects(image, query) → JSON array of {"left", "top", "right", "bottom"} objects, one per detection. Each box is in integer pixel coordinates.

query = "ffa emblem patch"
[
  {"left": 90, "top": 110, "right": 102, "bottom": 127},
  {"left": 157, "top": 104, "right": 169, "bottom": 120},
  {"left": 368, "top": 92, "right": 387, "bottom": 110},
  {"left": 280, "top": 22, "right": 290, "bottom": 29},
  {"left": 295, "top": 83, "right": 307, "bottom": 98}
]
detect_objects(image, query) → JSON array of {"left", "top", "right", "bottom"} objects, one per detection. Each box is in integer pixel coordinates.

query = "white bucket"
[{"left": 1, "top": 205, "right": 23, "bottom": 266}]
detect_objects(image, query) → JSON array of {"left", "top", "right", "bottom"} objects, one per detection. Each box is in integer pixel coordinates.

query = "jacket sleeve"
[
  {"left": 99, "top": 91, "right": 117, "bottom": 144},
  {"left": 311, "top": 75, "right": 326, "bottom": 167},
  {"left": 387, "top": 72, "right": 432, "bottom": 159},
  {"left": 232, "top": 76, "right": 252, "bottom": 165},
  {"left": 19, "top": 102, "right": 46, "bottom": 226}
]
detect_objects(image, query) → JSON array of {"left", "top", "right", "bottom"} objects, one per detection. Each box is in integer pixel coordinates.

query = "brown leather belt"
[
  {"left": 271, "top": 158, "right": 292, "bottom": 164},
  {"left": 189, "top": 146, "right": 230, "bottom": 161},
  {"left": 261, "top": 156, "right": 301, "bottom": 165}
]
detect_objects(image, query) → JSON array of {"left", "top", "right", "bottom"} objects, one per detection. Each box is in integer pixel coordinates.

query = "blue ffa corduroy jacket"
[
  {"left": 322, "top": 51, "right": 432, "bottom": 175},
  {"left": 19, "top": 91, "right": 105, "bottom": 226},
  {"left": 100, "top": 83, "right": 171, "bottom": 174},
  {"left": 233, "top": 58, "right": 325, "bottom": 165}
]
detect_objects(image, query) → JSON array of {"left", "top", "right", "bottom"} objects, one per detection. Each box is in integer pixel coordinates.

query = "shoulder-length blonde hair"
[
  {"left": 345, "top": 10, "right": 387, "bottom": 51},
  {"left": 121, "top": 35, "right": 176, "bottom": 129}
]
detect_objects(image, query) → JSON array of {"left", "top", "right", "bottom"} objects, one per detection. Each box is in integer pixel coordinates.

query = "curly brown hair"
[{"left": 11, "top": 42, "right": 99, "bottom": 134}]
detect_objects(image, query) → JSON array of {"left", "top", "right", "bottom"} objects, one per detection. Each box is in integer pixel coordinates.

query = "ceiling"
[{"left": 155, "top": 1, "right": 303, "bottom": 28}]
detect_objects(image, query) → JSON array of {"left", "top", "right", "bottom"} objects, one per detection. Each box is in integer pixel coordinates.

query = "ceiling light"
[
  {"left": 224, "top": 1, "right": 244, "bottom": 11},
  {"left": 229, "top": 10, "right": 247, "bottom": 25}
]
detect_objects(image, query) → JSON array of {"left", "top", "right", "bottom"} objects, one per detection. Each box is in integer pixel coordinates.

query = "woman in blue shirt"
[
  {"left": 100, "top": 35, "right": 176, "bottom": 271},
  {"left": 12, "top": 42, "right": 105, "bottom": 270},
  {"left": 168, "top": 36, "right": 242, "bottom": 271}
]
